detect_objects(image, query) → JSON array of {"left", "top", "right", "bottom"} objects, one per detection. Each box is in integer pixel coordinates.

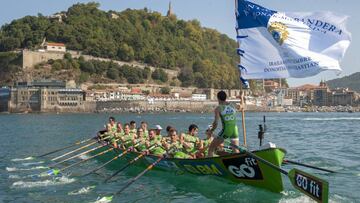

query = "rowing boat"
[{"left": 91, "top": 140, "right": 286, "bottom": 193}]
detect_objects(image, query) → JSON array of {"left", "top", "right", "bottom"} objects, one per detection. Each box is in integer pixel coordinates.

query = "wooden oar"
[
  {"left": 104, "top": 145, "right": 157, "bottom": 183},
  {"left": 230, "top": 144, "right": 329, "bottom": 203},
  {"left": 80, "top": 143, "right": 140, "bottom": 177},
  {"left": 36, "top": 137, "right": 95, "bottom": 158},
  {"left": 50, "top": 144, "right": 107, "bottom": 168},
  {"left": 51, "top": 136, "right": 110, "bottom": 161},
  {"left": 115, "top": 156, "right": 164, "bottom": 195},
  {"left": 283, "top": 159, "right": 336, "bottom": 173},
  {"left": 47, "top": 148, "right": 114, "bottom": 176}
]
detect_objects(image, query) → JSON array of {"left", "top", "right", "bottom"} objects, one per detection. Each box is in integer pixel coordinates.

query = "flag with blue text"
[{"left": 236, "top": 0, "right": 351, "bottom": 79}]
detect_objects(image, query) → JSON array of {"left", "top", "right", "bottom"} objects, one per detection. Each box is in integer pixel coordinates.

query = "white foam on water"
[
  {"left": 11, "top": 157, "right": 34, "bottom": 162},
  {"left": 22, "top": 161, "right": 44, "bottom": 166},
  {"left": 6, "top": 166, "right": 49, "bottom": 172},
  {"left": 8, "top": 175, "right": 21, "bottom": 179},
  {"left": 303, "top": 117, "right": 360, "bottom": 121},
  {"left": 279, "top": 195, "right": 313, "bottom": 203},
  {"left": 91, "top": 196, "right": 113, "bottom": 203},
  {"left": 68, "top": 185, "right": 96, "bottom": 195},
  {"left": 11, "top": 176, "right": 75, "bottom": 189}
]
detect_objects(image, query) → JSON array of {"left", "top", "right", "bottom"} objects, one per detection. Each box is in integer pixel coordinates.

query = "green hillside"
[
  {"left": 327, "top": 72, "right": 360, "bottom": 92},
  {"left": 0, "top": 2, "right": 241, "bottom": 89}
]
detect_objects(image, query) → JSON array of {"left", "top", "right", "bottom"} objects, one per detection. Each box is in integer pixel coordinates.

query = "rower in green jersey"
[
  {"left": 146, "top": 129, "right": 166, "bottom": 157},
  {"left": 102, "top": 116, "right": 117, "bottom": 140},
  {"left": 119, "top": 123, "right": 136, "bottom": 148},
  {"left": 181, "top": 124, "right": 200, "bottom": 157},
  {"left": 196, "top": 126, "right": 214, "bottom": 158},
  {"left": 141, "top": 121, "right": 149, "bottom": 138},
  {"left": 135, "top": 127, "right": 147, "bottom": 152},
  {"left": 207, "top": 91, "right": 240, "bottom": 157},
  {"left": 164, "top": 129, "right": 191, "bottom": 159},
  {"left": 116, "top": 122, "right": 124, "bottom": 134},
  {"left": 129, "top": 120, "right": 137, "bottom": 134}
]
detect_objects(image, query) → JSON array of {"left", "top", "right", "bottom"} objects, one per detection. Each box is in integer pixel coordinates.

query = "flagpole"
[{"left": 235, "top": 0, "right": 247, "bottom": 147}]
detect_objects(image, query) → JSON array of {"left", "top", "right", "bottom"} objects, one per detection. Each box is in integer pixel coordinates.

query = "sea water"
[{"left": 0, "top": 112, "right": 359, "bottom": 202}]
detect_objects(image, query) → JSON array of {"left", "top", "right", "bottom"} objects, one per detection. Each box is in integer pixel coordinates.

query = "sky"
[{"left": 0, "top": 0, "right": 359, "bottom": 87}]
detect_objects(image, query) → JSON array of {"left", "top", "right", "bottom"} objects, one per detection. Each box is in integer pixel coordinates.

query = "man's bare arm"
[{"left": 211, "top": 107, "right": 219, "bottom": 132}]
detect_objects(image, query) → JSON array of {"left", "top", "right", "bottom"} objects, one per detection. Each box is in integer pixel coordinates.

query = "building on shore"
[
  {"left": 274, "top": 81, "right": 357, "bottom": 107},
  {"left": 0, "top": 88, "right": 10, "bottom": 112},
  {"left": 8, "top": 80, "right": 88, "bottom": 113}
]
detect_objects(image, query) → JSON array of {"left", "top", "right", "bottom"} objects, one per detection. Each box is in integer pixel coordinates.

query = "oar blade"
[{"left": 288, "top": 168, "right": 329, "bottom": 203}]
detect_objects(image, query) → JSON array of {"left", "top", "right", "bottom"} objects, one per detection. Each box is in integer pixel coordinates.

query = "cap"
[
  {"left": 207, "top": 125, "right": 213, "bottom": 130},
  {"left": 155, "top": 125, "right": 163, "bottom": 130}
]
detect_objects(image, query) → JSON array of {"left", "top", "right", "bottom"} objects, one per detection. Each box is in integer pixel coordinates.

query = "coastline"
[{"left": 2, "top": 99, "right": 359, "bottom": 114}]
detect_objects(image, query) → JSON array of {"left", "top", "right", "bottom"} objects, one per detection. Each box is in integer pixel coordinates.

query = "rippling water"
[{"left": 0, "top": 112, "right": 359, "bottom": 203}]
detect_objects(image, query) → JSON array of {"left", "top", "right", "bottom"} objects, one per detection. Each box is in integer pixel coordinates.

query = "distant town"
[{"left": 0, "top": 78, "right": 359, "bottom": 114}]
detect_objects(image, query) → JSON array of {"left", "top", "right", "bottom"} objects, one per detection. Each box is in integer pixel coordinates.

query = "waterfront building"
[
  {"left": 192, "top": 94, "right": 207, "bottom": 101},
  {"left": 332, "top": 88, "right": 355, "bottom": 106},
  {"left": 313, "top": 80, "right": 330, "bottom": 106},
  {"left": 8, "top": 80, "right": 86, "bottom": 113},
  {"left": 0, "top": 88, "right": 10, "bottom": 112}
]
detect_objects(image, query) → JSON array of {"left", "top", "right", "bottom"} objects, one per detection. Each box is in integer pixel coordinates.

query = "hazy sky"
[{"left": 0, "top": 0, "right": 358, "bottom": 87}]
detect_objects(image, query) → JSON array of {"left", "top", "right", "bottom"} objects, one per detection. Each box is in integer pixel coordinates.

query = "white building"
[
  {"left": 192, "top": 94, "right": 207, "bottom": 101},
  {"left": 45, "top": 42, "right": 66, "bottom": 52}
]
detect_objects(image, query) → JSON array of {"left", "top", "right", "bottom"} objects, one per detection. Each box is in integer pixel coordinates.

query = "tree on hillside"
[
  {"left": 151, "top": 68, "right": 168, "bottom": 82},
  {"left": 160, "top": 86, "right": 171, "bottom": 94}
]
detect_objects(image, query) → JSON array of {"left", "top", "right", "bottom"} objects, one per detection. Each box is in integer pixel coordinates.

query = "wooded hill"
[
  {"left": 327, "top": 72, "right": 360, "bottom": 93},
  {"left": 0, "top": 2, "right": 241, "bottom": 89}
]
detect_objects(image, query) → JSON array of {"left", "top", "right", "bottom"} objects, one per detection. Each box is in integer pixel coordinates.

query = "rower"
[
  {"left": 101, "top": 116, "right": 117, "bottom": 140},
  {"left": 182, "top": 124, "right": 200, "bottom": 157},
  {"left": 163, "top": 128, "right": 191, "bottom": 159},
  {"left": 129, "top": 120, "right": 137, "bottom": 134},
  {"left": 116, "top": 122, "right": 124, "bottom": 134},
  {"left": 155, "top": 125, "right": 163, "bottom": 137},
  {"left": 119, "top": 123, "right": 136, "bottom": 149},
  {"left": 196, "top": 126, "right": 214, "bottom": 158},
  {"left": 140, "top": 121, "right": 149, "bottom": 138},
  {"left": 145, "top": 129, "right": 166, "bottom": 157},
  {"left": 207, "top": 91, "right": 240, "bottom": 157},
  {"left": 134, "top": 127, "right": 147, "bottom": 152}
]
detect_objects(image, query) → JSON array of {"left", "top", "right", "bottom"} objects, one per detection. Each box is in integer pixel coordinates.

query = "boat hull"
[{"left": 91, "top": 143, "right": 286, "bottom": 193}]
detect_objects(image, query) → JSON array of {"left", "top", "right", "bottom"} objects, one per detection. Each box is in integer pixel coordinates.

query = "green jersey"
[
  {"left": 148, "top": 138, "right": 166, "bottom": 156},
  {"left": 218, "top": 104, "right": 239, "bottom": 139},
  {"left": 183, "top": 134, "right": 199, "bottom": 153}
]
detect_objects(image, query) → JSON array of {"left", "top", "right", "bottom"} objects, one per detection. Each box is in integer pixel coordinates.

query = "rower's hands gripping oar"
[
  {"left": 51, "top": 135, "right": 111, "bottom": 161},
  {"left": 230, "top": 144, "right": 329, "bottom": 203},
  {"left": 104, "top": 144, "right": 157, "bottom": 183},
  {"left": 46, "top": 147, "right": 115, "bottom": 176},
  {"left": 36, "top": 137, "right": 95, "bottom": 158},
  {"left": 80, "top": 142, "right": 140, "bottom": 177}
]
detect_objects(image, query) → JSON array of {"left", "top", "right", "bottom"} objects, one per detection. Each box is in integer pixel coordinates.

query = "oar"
[
  {"left": 104, "top": 145, "right": 157, "bottom": 183},
  {"left": 81, "top": 143, "right": 140, "bottom": 177},
  {"left": 50, "top": 144, "right": 107, "bottom": 168},
  {"left": 230, "top": 144, "right": 329, "bottom": 203},
  {"left": 46, "top": 148, "right": 115, "bottom": 176},
  {"left": 51, "top": 136, "right": 110, "bottom": 161},
  {"left": 115, "top": 156, "right": 164, "bottom": 195},
  {"left": 283, "top": 159, "right": 336, "bottom": 173},
  {"left": 36, "top": 137, "right": 95, "bottom": 158}
]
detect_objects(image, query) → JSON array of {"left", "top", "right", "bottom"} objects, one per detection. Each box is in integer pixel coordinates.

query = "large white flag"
[{"left": 236, "top": 0, "right": 351, "bottom": 79}]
